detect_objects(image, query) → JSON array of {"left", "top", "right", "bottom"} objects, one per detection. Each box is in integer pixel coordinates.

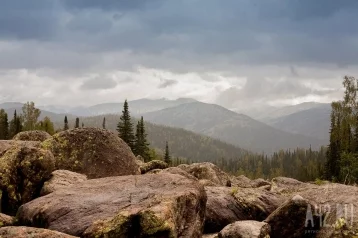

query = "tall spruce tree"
[
  {"left": 64, "top": 116, "right": 69, "bottom": 130},
  {"left": 0, "top": 109, "right": 9, "bottom": 139},
  {"left": 75, "top": 117, "right": 80, "bottom": 128},
  {"left": 117, "top": 100, "right": 135, "bottom": 150},
  {"left": 9, "top": 110, "right": 22, "bottom": 138},
  {"left": 164, "top": 141, "right": 171, "bottom": 165},
  {"left": 134, "top": 117, "right": 151, "bottom": 162},
  {"left": 103, "top": 117, "right": 106, "bottom": 129}
]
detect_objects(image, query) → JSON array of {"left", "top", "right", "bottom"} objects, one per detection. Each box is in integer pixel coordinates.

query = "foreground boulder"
[
  {"left": 41, "top": 128, "right": 140, "bottom": 178},
  {"left": 265, "top": 195, "right": 320, "bottom": 238},
  {"left": 40, "top": 170, "right": 87, "bottom": 196},
  {"left": 0, "top": 227, "right": 78, "bottom": 238},
  {"left": 178, "top": 163, "right": 231, "bottom": 186},
  {"left": 13, "top": 131, "right": 52, "bottom": 142},
  {"left": 0, "top": 140, "right": 40, "bottom": 156},
  {"left": 0, "top": 213, "right": 14, "bottom": 227},
  {"left": 18, "top": 173, "right": 207, "bottom": 237},
  {"left": 0, "top": 146, "right": 55, "bottom": 215},
  {"left": 218, "top": 221, "right": 271, "bottom": 238},
  {"left": 205, "top": 186, "right": 284, "bottom": 233},
  {"left": 140, "top": 160, "right": 169, "bottom": 174}
]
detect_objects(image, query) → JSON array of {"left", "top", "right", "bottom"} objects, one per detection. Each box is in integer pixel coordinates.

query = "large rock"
[
  {"left": 270, "top": 176, "right": 308, "bottom": 195},
  {"left": 41, "top": 128, "right": 140, "bottom": 178},
  {"left": 218, "top": 221, "right": 271, "bottom": 238},
  {"left": 204, "top": 186, "right": 284, "bottom": 233},
  {"left": 0, "top": 140, "right": 40, "bottom": 156},
  {"left": 140, "top": 160, "right": 169, "bottom": 174},
  {"left": 178, "top": 163, "right": 231, "bottom": 187},
  {"left": 0, "top": 226, "right": 78, "bottom": 238},
  {"left": 231, "top": 175, "right": 253, "bottom": 188},
  {"left": 17, "top": 173, "right": 207, "bottom": 238},
  {"left": 13, "top": 131, "right": 52, "bottom": 142},
  {"left": 0, "top": 213, "right": 14, "bottom": 227},
  {"left": 40, "top": 170, "right": 87, "bottom": 196},
  {"left": 0, "top": 145, "right": 55, "bottom": 215},
  {"left": 265, "top": 195, "right": 320, "bottom": 238}
]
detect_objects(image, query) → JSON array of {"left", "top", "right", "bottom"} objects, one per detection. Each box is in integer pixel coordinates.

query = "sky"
[{"left": 0, "top": 0, "right": 358, "bottom": 110}]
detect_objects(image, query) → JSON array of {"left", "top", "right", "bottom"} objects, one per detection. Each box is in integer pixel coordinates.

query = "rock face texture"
[
  {"left": 0, "top": 213, "right": 14, "bottom": 228},
  {"left": 204, "top": 186, "right": 284, "bottom": 233},
  {"left": 0, "top": 140, "right": 40, "bottom": 156},
  {"left": 0, "top": 145, "right": 55, "bottom": 215},
  {"left": 40, "top": 170, "right": 87, "bottom": 196},
  {"left": 178, "top": 162, "right": 231, "bottom": 186},
  {"left": 13, "top": 131, "right": 52, "bottom": 142},
  {"left": 41, "top": 128, "right": 140, "bottom": 178},
  {"left": 0, "top": 226, "right": 78, "bottom": 238},
  {"left": 140, "top": 160, "right": 169, "bottom": 174},
  {"left": 265, "top": 195, "right": 319, "bottom": 238},
  {"left": 17, "top": 173, "right": 207, "bottom": 238},
  {"left": 218, "top": 221, "right": 271, "bottom": 238}
]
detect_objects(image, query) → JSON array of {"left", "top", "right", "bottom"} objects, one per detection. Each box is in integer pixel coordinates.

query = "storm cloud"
[{"left": 0, "top": 0, "right": 357, "bottom": 108}]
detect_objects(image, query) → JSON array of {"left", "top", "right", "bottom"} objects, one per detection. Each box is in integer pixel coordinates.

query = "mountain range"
[{"left": 0, "top": 98, "right": 331, "bottom": 154}]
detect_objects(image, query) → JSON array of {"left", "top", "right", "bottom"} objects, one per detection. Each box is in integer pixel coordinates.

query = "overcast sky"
[{"left": 0, "top": 0, "right": 358, "bottom": 110}]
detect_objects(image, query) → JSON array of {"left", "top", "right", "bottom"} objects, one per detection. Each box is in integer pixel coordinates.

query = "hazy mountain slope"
[
  {"left": 259, "top": 102, "right": 328, "bottom": 122},
  {"left": 267, "top": 105, "right": 331, "bottom": 142},
  {"left": 59, "top": 114, "right": 249, "bottom": 162},
  {"left": 142, "top": 102, "right": 326, "bottom": 153}
]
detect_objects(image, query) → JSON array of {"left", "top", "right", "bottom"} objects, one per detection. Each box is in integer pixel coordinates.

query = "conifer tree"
[
  {"left": 103, "top": 117, "right": 106, "bottom": 129},
  {"left": 117, "top": 100, "right": 135, "bottom": 150},
  {"left": 82, "top": 122, "right": 84, "bottom": 128},
  {"left": 9, "top": 110, "right": 22, "bottom": 138},
  {"left": 164, "top": 141, "right": 171, "bottom": 165},
  {"left": 64, "top": 116, "right": 69, "bottom": 130},
  {"left": 41, "top": 117, "right": 55, "bottom": 135},
  {"left": 134, "top": 117, "right": 151, "bottom": 162},
  {"left": 75, "top": 117, "right": 80, "bottom": 128},
  {"left": 0, "top": 109, "right": 9, "bottom": 139}
]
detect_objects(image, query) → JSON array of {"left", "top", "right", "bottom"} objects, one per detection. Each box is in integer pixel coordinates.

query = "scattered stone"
[
  {"left": 140, "top": 160, "right": 168, "bottom": 174},
  {"left": 17, "top": 173, "right": 207, "bottom": 238},
  {"left": 0, "top": 213, "right": 14, "bottom": 228},
  {"left": 265, "top": 195, "right": 320, "bottom": 238},
  {"left": 0, "top": 226, "right": 78, "bottom": 238},
  {"left": 13, "top": 131, "right": 52, "bottom": 142},
  {"left": 218, "top": 221, "right": 271, "bottom": 238},
  {"left": 0, "top": 145, "right": 55, "bottom": 215},
  {"left": 178, "top": 162, "right": 231, "bottom": 187},
  {"left": 41, "top": 128, "right": 140, "bottom": 178},
  {"left": 40, "top": 170, "right": 87, "bottom": 196}
]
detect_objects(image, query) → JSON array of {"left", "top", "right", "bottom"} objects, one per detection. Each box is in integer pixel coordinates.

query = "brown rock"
[
  {"left": 0, "top": 226, "right": 78, "bottom": 238},
  {"left": 231, "top": 175, "right": 253, "bottom": 188},
  {"left": 251, "top": 178, "right": 271, "bottom": 188},
  {"left": 17, "top": 173, "right": 207, "bottom": 238},
  {"left": 203, "top": 234, "right": 219, "bottom": 238},
  {"left": 178, "top": 163, "right": 231, "bottom": 187},
  {"left": 265, "top": 195, "right": 320, "bottom": 238},
  {"left": 13, "top": 131, "right": 52, "bottom": 142},
  {"left": 0, "top": 140, "right": 40, "bottom": 157},
  {"left": 40, "top": 170, "right": 87, "bottom": 196},
  {"left": 140, "top": 160, "right": 169, "bottom": 174},
  {"left": 41, "top": 128, "right": 140, "bottom": 178},
  {"left": 205, "top": 186, "right": 284, "bottom": 233},
  {"left": 218, "top": 221, "right": 271, "bottom": 238},
  {"left": 161, "top": 167, "right": 198, "bottom": 181},
  {"left": 270, "top": 176, "right": 307, "bottom": 195},
  {"left": 0, "top": 213, "right": 14, "bottom": 228},
  {"left": 0, "top": 145, "right": 55, "bottom": 215}
]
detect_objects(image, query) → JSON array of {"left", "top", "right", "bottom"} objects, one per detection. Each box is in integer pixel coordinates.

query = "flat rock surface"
[
  {"left": 0, "top": 226, "right": 78, "bottom": 238},
  {"left": 18, "top": 173, "right": 207, "bottom": 238}
]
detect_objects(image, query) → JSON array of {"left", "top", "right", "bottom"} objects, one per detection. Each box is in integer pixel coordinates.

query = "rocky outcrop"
[
  {"left": 203, "top": 234, "right": 219, "bottom": 238},
  {"left": 17, "top": 173, "right": 207, "bottom": 238},
  {"left": 0, "top": 227, "right": 78, "bottom": 238},
  {"left": 41, "top": 128, "right": 140, "bottom": 178},
  {"left": 0, "top": 140, "right": 40, "bottom": 156},
  {"left": 13, "top": 131, "right": 52, "bottom": 142},
  {"left": 0, "top": 145, "right": 55, "bottom": 215},
  {"left": 251, "top": 178, "right": 271, "bottom": 188},
  {"left": 231, "top": 175, "right": 253, "bottom": 188},
  {"left": 160, "top": 167, "right": 198, "bottom": 181},
  {"left": 218, "top": 221, "right": 271, "bottom": 238},
  {"left": 0, "top": 213, "right": 14, "bottom": 228},
  {"left": 270, "top": 176, "right": 308, "bottom": 195},
  {"left": 40, "top": 170, "right": 87, "bottom": 196},
  {"left": 140, "top": 160, "right": 169, "bottom": 174},
  {"left": 265, "top": 195, "right": 320, "bottom": 238},
  {"left": 178, "top": 163, "right": 231, "bottom": 187},
  {"left": 204, "top": 186, "right": 284, "bottom": 233}
]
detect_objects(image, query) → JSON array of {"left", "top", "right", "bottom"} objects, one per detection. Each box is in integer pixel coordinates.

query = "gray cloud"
[
  {"left": 158, "top": 79, "right": 177, "bottom": 88},
  {"left": 80, "top": 76, "right": 117, "bottom": 90}
]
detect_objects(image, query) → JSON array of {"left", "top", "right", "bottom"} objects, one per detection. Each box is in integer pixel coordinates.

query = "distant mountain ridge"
[{"left": 142, "top": 101, "right": 326, "bottom": 153}]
